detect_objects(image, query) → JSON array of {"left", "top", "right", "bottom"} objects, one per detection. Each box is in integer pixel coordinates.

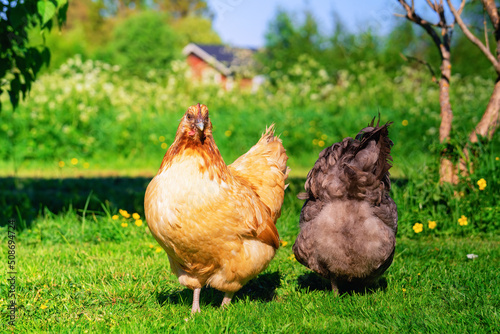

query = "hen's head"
[{"left": 180, "top": 103, "right": 212, "bottom": 141}]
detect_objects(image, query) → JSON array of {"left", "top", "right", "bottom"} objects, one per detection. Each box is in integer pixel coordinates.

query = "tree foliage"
[
  {"left": 258, "top": 9, "right": 325, "bottom": 82},
  {"left": 98, "top": 10, "right": 180, "bottom": 76},
  {"left": 0, "top": 0, "right": 68, "bottom": 111},
  {"left": 157, "top": 0, "right": 211, "bottom": 19},
  {"left": 259, "top": 9, "right": 413, "bottom": 80},
  {"left": 41, "top": 0, "right": 219, "bottom": 75},
  {"left": 94, "top": 0, "right": 211, "bottom": 18},
  {"left": 172, "top": 15, "right": 222, "bottom": 45}
]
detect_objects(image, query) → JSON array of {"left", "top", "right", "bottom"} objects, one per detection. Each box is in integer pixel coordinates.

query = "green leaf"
[
  {"left": 28, "top": 48, "right": 44, "bottom": 75},
  {"left": 9, "top": 5, "right": 27, "bottom": 29},
  {"left": 37, "top": 0, "right": 57, "bottom": 26},
  {"left": 0, "top": 57, "right": 11, "bottom": 78},
  {"left": 57, "top": 1, "right": 69, "bottom": 29},
  {"left": 8, "top": 75, "right": 21, "bottom": 109},
  {"left": 41, "top": 47, "right": 51, "bottom": 67}
]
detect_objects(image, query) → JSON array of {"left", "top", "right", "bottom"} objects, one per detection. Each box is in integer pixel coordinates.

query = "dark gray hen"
[{"left": 293, "top": 118, "right": 397, "bottom": 293}]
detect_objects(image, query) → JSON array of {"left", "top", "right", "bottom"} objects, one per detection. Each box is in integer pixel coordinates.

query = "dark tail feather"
[{"left": 354, "top": 118, "right": 394, "bottom": 190}]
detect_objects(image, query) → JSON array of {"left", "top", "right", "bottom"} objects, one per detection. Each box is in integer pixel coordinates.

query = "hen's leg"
[
  {"left": 191, "top": 288, "right": 201, "bottom": 313},
  {"left": 331, "top": 280, "right": 339, "bottom": 295},
  {"left": 221, "top": 292, "right": 234, "bottom": 308}
]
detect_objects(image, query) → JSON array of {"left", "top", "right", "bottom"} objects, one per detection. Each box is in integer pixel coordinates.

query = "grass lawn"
[{"left": 1, "top": 179, "right": 498, "bottom": 333}]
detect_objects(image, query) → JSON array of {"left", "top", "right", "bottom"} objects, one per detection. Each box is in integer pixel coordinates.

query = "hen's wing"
[
  {"left": 228, "top": 124, "right": 290, "bottom": 248},
  {"left": 298, "top": 120, "right": 393, "bottom": 205},
  {"left": 229, "top": 124, "right": 290, "bottom": 217}
]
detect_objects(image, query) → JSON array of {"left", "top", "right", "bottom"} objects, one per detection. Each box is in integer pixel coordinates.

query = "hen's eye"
[{"left": 186, "top": 114, "right": 193, "bottom": 120}]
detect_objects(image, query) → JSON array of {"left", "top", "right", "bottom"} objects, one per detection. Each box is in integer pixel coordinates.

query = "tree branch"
[
  {"left": 481, "top": 0, "right": 499, "bottom": 30},
  {"left": 400, "top": 53, "right": 438, "bottom": 82},
  {"left": 484, "top": 13, "right": 490, "bottom": 51},
  {"left": 397, "top": 0, "right": 444, "bottom": 50},
  {"left": 446, "top": 0, "right": 500, "bottom": 73},
  {"left": 456, "top": 0, "right": 465, "bottom": 16},
  {"left": 426, "top": 0, "right": 437, "bottom": 12},
  {"left": 481, "top": 0, "right": 500, "bottom": 60}
]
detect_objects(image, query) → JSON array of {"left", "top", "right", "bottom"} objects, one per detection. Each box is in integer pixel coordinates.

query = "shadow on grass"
[
  {"left": 156, "top": 272, "right": 281, "bottom": 309},
  {"left": 0, "top": 176, "right": 152, "bottom": 227},
  {"left": 297, "top": 272, "right": 388, "bottom": 296},
  {"left": 0, "top": 176, "right": 309, "bottom": 229}
]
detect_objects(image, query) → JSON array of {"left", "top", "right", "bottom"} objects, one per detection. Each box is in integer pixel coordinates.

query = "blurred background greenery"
[{"left": 0, "top": 0, "right": 498, "bottom": 237}]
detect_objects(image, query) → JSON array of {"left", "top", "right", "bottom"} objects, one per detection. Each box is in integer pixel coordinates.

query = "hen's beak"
[{"left": 195, "top": 120, "right": 204, "bottom": 132}]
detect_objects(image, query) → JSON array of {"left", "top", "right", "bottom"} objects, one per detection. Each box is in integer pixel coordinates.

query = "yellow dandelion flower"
[
  {"left": 155, "top": 247, "right": 162, "bottom": 253},
  {"left": 477, "top": 178, "right": 487, "bottom": 191},
  {"left": 71, "top": 158, "right": 78, "bottom": 165},
  {"left": 149, "top": 244, "right": 154, "bottom": 248},
  {"left": 119, "top": 209, "right": 130, "bottom": 218},
  {"left": 112, "top": 215, "right": 119, "bottom": 220},
  {"left": 121, "top": 222, "right": 128, "bottom": 228},
  {"left": 40, "top": 304, "right": 48, "bottom": 310},
  {"left": 402, "top": 288, "right": 406, "bottom": 292},
  {"left": 135, "top": 219, "right": 143, "bottom": 227},
  {"left": 280, "top": 240, "right": 288, "bottom": 247},
  {"left": 225, "top": 130, "right": 232, "bottom": 137},
  {"left": 496, "top": 157, "right": 499, "bottom": 161},
  {"left": 288, "top": 254, "right": 296, "bottom": 261},
  {"left": 312, "top": 139, "right": 318, "bottom": 145},
  {"left": 58, "top": 161, "right": 65, "bottom": 168},
  {"left": 318, "top": 140, "right": 325, "bottom": 147},
  {"left": 132, "top": 213, "right": 140, "bottom": 220},
  {"left": 321, "top": 134, "right": 328, "bottom": 140},
  {"left": 428, "top": 220, "right": 437, "bottom": 229},
  {"left": 161, "top": 143, "right": 168, "bottom": 150},
  {"left": 83, "top": 162, "right": 90, "bottom": 169},
  {"left": 402, "top": 120, "right": 408, "bottom": 126},
  {"left": 458, "top": 215, "right": 468, "bottom": 226},
  {"left": 413, "top": 223, "right": 423, "bottom": 233},
  {"left": 159, "top": 136, "right": 165, "bottom": 142}
]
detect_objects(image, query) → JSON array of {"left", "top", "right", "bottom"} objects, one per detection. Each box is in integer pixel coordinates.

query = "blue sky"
[{"left": 207, "top": 0, "right": 401, "bottom": 48}]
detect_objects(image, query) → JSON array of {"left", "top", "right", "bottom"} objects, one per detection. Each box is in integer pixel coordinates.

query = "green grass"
[
  {"left": 1, "top": 178, "right": 499, "bottom": 333},
  {"left": 1, "top": 55, "right": 499, "bottom": 332}
]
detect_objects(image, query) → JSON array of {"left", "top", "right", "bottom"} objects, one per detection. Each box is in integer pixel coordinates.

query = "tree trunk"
[
  {"left": 436, "top": 0, "right": 500, "bottom": 182},
  {"left": 459, "top": 77, "right": 500, "bottom": 175},
  {"left": 438, "top": 45, "right": 456, "bottom": 183},
  {"left": 469, "top": 77, "right": 500, "bottom": 142}
]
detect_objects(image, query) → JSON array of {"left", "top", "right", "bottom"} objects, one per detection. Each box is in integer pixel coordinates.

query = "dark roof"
[
  {"left": 182, "top": 43, "right": 258, "bottom": 77},
  {"left": 197, "top": 45, "right": 236, "bottom": 66}
]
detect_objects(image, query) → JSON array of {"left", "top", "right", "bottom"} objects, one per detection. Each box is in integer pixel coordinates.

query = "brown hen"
[
  {"left": 144, "top": 103, "right": 289, "bottom": 312},
  {"left": 293, "top": 117, "right": 397, "bottom": 293}
]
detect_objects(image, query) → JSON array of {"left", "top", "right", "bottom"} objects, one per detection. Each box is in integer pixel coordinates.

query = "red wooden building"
[{"left": 182, "top": 43, "right": 261, "bottom": 90}]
